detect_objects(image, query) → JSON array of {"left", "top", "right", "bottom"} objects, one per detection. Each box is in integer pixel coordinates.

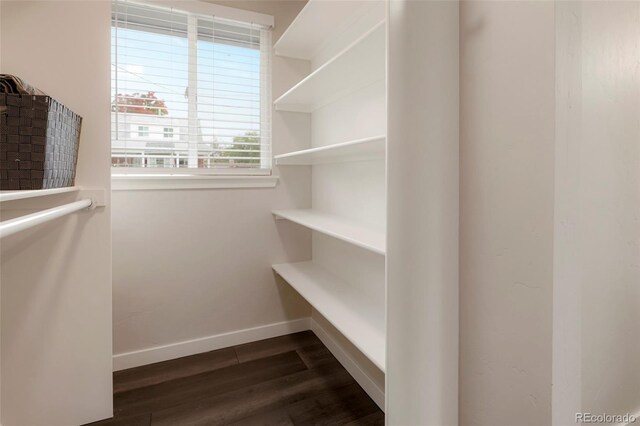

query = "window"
[{"left": 111, "top": 0, "right": 272, "bottom": 174}]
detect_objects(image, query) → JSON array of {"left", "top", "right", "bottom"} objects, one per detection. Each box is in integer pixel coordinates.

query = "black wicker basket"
[{"left": 0, "top": 93, "right": 82, "bottom": 190}]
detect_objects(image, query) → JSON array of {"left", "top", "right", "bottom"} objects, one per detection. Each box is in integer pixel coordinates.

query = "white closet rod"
[{"left": 0, "top": 198, "right": 94, "bottom": 239}]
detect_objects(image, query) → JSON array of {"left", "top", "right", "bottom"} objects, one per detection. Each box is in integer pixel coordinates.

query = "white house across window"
[{"left": 111, "top": 0, "right": 272, "bottom": 173}]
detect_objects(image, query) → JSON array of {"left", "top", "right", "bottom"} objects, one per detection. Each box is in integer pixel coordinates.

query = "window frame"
[{"left": 110, "top": 0, "right": 275, "bottom": 187}]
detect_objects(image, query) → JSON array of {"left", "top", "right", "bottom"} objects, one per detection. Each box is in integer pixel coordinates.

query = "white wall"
[
  {"left": 0, "top": 1, "right": 113, "bottom": 425},
  {"left": 554, "top": 2, "right": 640, "bottom": 422},
  {"left": 579, "top": 3, "right": 640, "bottom": 417},
  {"left": 459, "top": 2, "right": 556, "bottom": 425},
  {"left": 112, "top": 0, "right": 313, "bottom": 360},
  {"left": 461, "top": 3, "right": 640, "bottom": 425}
]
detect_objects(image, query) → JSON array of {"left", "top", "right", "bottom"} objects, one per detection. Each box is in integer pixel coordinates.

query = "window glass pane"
[
  {"left": 111, "top": 1, "right": 270, "bottom": 171},
  {"left": 196, "top": 19, "right": 261, "bottom": 168}
]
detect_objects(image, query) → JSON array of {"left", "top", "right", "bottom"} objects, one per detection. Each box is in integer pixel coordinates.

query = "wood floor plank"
[
  {"left": 234, "top": 331, "right": 321, "bottom": 364},
  {"left": 115, "top": 351, "right": 306, "bottom": 418},
  {"left": 226, "top": 408, "right": 294, "bottom": 426},
  {"left": 295, "top": 341, "right": 336, "bottom": 369},
  {"left": 286, "top": 383, "right": 380, "bottom": 426},
  {"left": 344, "top": 411, "right": 385, "bottom": 426},
  {"left": 151, "top": 361, "right": 354, "bottom": 426},
  {"left": 113, "top": 347, "right": 238, "bottom": 394},
  {"left": 85, "top": 413, "right": 151, "bottom": 426}
]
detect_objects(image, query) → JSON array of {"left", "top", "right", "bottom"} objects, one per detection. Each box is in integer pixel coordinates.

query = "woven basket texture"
[{"left": 0, "top": 94, "right": 82, "bottom": 190}]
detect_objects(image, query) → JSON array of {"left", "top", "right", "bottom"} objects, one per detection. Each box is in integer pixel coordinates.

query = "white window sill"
[{"left": 112, "top": 173, "right": 279, "bottom": 190}]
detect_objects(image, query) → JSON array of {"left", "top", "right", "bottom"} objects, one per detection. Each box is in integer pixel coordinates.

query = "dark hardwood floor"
[{"left": 87, "top": 331, "right": 384, "bottom": 426}]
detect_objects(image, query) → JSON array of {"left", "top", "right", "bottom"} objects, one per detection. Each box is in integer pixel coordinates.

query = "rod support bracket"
[{"left": 78, "top": 189, "right": 106, "bottom": 208}]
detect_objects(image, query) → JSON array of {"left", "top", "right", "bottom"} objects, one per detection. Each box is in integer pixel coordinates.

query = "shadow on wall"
[{"left": 273, "top": 272, "right": 312, "bottom": 319}]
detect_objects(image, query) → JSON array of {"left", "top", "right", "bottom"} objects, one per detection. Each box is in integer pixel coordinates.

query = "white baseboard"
[
  {"left": 113, "top": 318, "right": 311, "bottom": 371},
  {"left": 310, "top": 318, "right": 385, "bottom": 410}
]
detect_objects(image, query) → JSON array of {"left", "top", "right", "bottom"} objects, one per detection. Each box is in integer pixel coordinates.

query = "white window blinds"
[{"left": 111, "top": 1, "right": 272, "bottom": 173}]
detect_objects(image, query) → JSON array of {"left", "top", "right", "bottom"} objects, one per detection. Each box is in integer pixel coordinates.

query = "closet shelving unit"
[
  {"left": 272, "top": 209, "right": 385, "bottom": 255},
  {"left": 271, "top": 0, "right": 387, "bottom": 404},
  {"left": 272, "top": 261, "right": 385, "bottom": 371},
  {"left": 0, "top": 186, "right": 106, "bottom": 239},
  {"left": 273, "top": 21, "right": 385, "bottom": 113},
  {"left": 0, "top": 186, "right": 81, "bottom": 202},
  {"left": 274, "top": 135, "right": 385, "bottom": 165},
  {"left": 273, "top": 1, "right": 383, "bottom": 60},
  {"left": 0, "top": 186, "right": 105, "bottom": 206}
]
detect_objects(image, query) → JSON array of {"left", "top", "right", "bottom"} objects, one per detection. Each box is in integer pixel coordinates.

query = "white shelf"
[
  {"left": 273, "top": 209, "right": 385, "bottom": 255},
  {"left": 274, "top": 0, "right": 384, "bottom": 60},
  {"left": 275, "top": 135, "right": 386, "bottom": 166},
  {"left": 0, "top": 186, "right": 81, "bottom": 203},
  {"left": 272, "top": 261, "right": 385, "bottom": 371},
  {"left": 274, "top": 21, "right": 386, "bottom": 113}
]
